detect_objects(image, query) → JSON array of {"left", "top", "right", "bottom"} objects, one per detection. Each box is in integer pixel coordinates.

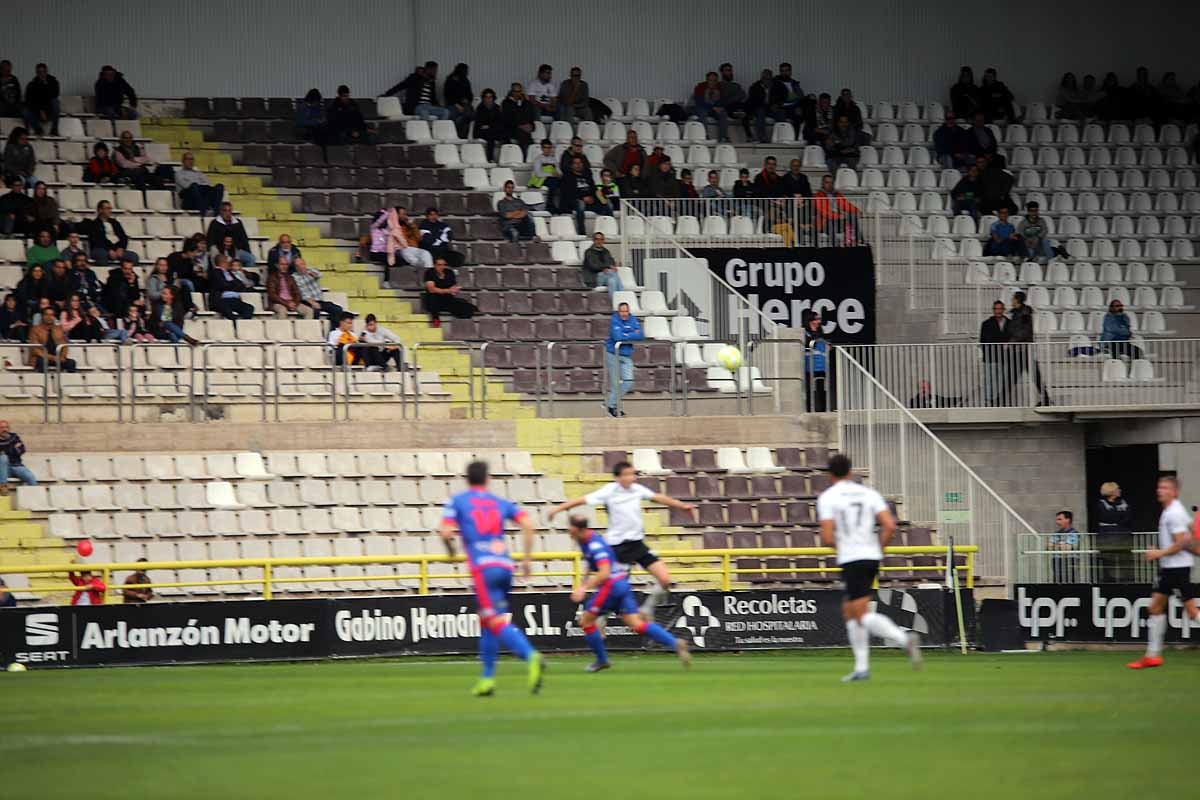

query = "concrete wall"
[{"left": 932, "top": 420, "right": 1088, "bottom": 533}]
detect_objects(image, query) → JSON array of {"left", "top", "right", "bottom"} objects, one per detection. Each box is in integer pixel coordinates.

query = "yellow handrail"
[{"left": 3, "top": 546, "right": 978, "bottom": 602}]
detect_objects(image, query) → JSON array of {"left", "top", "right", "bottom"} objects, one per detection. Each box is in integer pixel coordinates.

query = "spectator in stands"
[
  {"left": 801, "top": 310, "right": 828, "bottom": 412},
  {"left": 414, "top": 62, "right": 452, "bottom": 120},
  {"left": 443, "top": 64, "right": 475, "bottom": 140},
  {"left": 560, "top": 156, "right": 600, "bottom": 236},
  {"left": 824, "top": 115, "right": 866, "bottom": 172},
  {"left": 596, "top": 168, "right": 620, "bottom": 210},
  {"left": 385, "top": 63, "right": 427, "bottom": 117},
  {"left": 557, "top": 66, "right": 591, "bottom": 122},
  {"left": 977, "top": 155, "right": 1016, "bottom": 215},
  {"left": 950, "top": 66, "right": 981, "bottom": 119},
  {"left": 692, "top": 72, "right": 731, "bottom": 143},
  {"left": 26, "top": 229, "right": 59, "bottom": 268},
  {"left": 60, "top": 232, "right": 86, "bottom": 264},
  {"left": 149, "top": 285, "right": 198, "bottom": 345},
  {"left": 772, "top": 62, "right": 803, "bottom": 128},
  {"left": 1078, "top": 74, "right": 1103, "bottom": 118},
  {"left": 752, "top": 156, "right": 784, "bottom": 197},
  {"left": 295, "top": 89, "right": 326, "bottom": 144},
  {"left": 559, "top": 136, "right": 591, "bottom": 176},
  {"left": 327, "top": 312, "right": 362, "bottom": 366},
  {"left": 618, "top": 162, "right": 647, "bottom": 200},
  {"left": 31, "top": 181, "right": 66, "bottom": 239},
  {"left": 814, "top": 175, "right": 860, "bottom": 246},
  {"left": 208, "top": 254, "right": 255, "bottom": 320},
  {"left": 1056, "top": 73, "right": 1087, "bottom": 120},
  {"left": 69, "top": 569, "right": 106, "bottom": 605},
  {"left": 978, "top": 300, "right": 1009, "bottom": 406},
  {"left": 144, "top": 257, "right": 172, "bottom": 305},
  {"left": 679, "top": 168, "right": 699, "bottom": 199},
  {"left": 833, "top": 88, "right": 863, "bottom": 129},
  {"left": 501, "top": 83, "right": 538, "bottom": 152},
  {"left": 603, "top": 129, "right": 646, "bottom": 179},
  {"left": 292, "top": 258, "right": 343, "bottom": 323},
  {"left": 3, "top": 127, "right": 39, "bottom": 189},
  {"left": 984, "top": 207, "right": 1022, "bottom": 258},
  {"left": 206, "top": 202, "right": 255, "bottom": 270},
  {"left": 0, "top": 177, "right": 34, "bottom": 234},
  {"left": 28, "top": 306, "right": 75, "bottom": 373},
  {"left": 950, "top": 165, "right": 982, "bottom": 220},
  {"left": 1008, "top": 291, "right": 1050, "bottom": 406},
  {"left": 1128, "top": 66, "right": 1160, "bottom": 123},
  {"left": 419, "top": 207, "right": 463, "bottom": 269},
  {"left": 907, "top": 379, "right": 959, "bottom": 409},
  {"left": 94, "top": 65, "right": 137, "bottom": 119},
  {"left": 746, "top": 68, "right": 774, "bottom": 143},
  {"left": 646, "top": 157, "right": 680, "bottom": 203},
  {"left": 934, "top": 112, "right": 971, "bottom": 168},
  {"left": 167, "top": 237, "right": 206, "bottom": 295},
  {"left": 605, "top": 301, "right": 643, "bottom": 416},
  {"left": 582, "top": 232, "right": 623, "bottom": 294},
  {"left": 1100, "top": 299, "right": 1141, "bottom": 360},
  {"left": 527, "top": 65, "right": 557, "bottom": 117},
  {"left": 15, "top": 263, "right": 49, "bottom": 316},
  {"left": 213, "top": 234, "right": 259, "bottom": 286},
  {"left": 497, "top": 180, "right": 535, "bottom": 242},
  {"left": 86, "top": 200, "right": 139, "bottom": 265},
  {"left": 384, "top": 206, "right": 432, "bottom": 270},
  {"left": 1095, "top": 72, "right": 1126, "bottom": 121},
  {"left": 23, "top": 63, "right": 60, "bottom": 136},
  {"left": 104, "top": 257, "right": 143, "bottom": 319},
  {"left": 46, "top": 259, "right": 72, "bottom": 309},
  {"left": 85, "top": 142, "right": 119, "bottom": 184},
  {"left": 1018, "top": 202, "right": 1052, "bottom": 263},
  {"left": 0, "top": 61, "right": 20, "bottom": 118},
  {"left": 804, "top": 92, "right": 835, "bottom": 144},
  {"left": 357, "top": 313, "right": 405, "bottom": 371},
  {"left": 123, "top": 303, "right": 155, "bottom": 342},
  {"left": 472, "top": 88, "right": 504, "bottom": 162},
  {"left": 175, "top": 151, "right": 224, "bottom": 215},
  {"left": 644, "top": 144, "right": 666, "bottom": 174},
  {"left": 422, "top": 256, "right": 476, "bottom": 328},
  {"left": 122, "top": 558, "right": 153, "bottom": 603},
  {"left": 0, "top": 419, "right": 35, "bottom": 492},
  {"left": 700, "top": 169, "right": 727, "bottom": 200},
  {"left": 266, "top": 259, "right": 309, "bottom": 319},
  {"left": 72, "top": 300, "right": 127, "bottom": 343},
  {"left": 717, "top": 63, "right": 748, "bottom": 136},
  {"left": 326, "top": 85, "right": 371, "bottom": 144},
  {"left": 966, "top": 112, "right": 997, "bottom": 158},
  {"left": 114, "top": 130, "right": 173, "bottom": 189},
  {"left": 59, "top": 292, "right": 87, "bottom": 338},
  {"left": 1049, "top": 511, "right": 1079, "bottom": 583},
  {"left": 266, "top": 234, "right": 301, "bottom": 274},
  {"left": 1095, "top": 481, "right": 1134, "bottom": 582},
  {"left": 0, "top": 576, "right": 15, "bottom": 606},
  {"left": 979, "top": 68, "right": 1017, "bottom": 122},
  {"left": 0, "top": 294, "right": 28, "bottom": 341},
  {"left": 69, "top": 253, "right": 104, "bottom": 310},
  {"left": 1158, "top": 72, "right": 1187, "bottom": 121},
  {"left": 527, "top": 139, "right": 560, "bottom": 208}
]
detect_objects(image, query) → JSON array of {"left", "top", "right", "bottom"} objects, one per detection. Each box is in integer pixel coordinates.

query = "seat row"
[
  {"left": 207, "top": 118, "right": 409, "bottom": 145},
  {"left": 481, "top": 341, "right": 673, "bottom": 369},
  {"left": 9, "top": 116, "right": 140, "bottom": 141},
  {"left": 969, "top": 260, "right": 1181, "bottom": 287},
  {"left": 923, "top": 213, "right": 1198, "bottom": 240},
  {"left": 274, "top": 164, "right": 467, "bottom": 191},
  {"left": 1031, "top": 310, "right": 1173, "bottom": 337},
  {"left": 442, "top": 314, "right": 701, "bottom": 343},
  {"left": 933, "top": 235, "right": 1195, "bottom": 261},
  {"left": 1023, "top": 285, "right": 1190, "bottom": 312},
  {"left": 885, "top": 189, "right": 1200, "bottom": 216},
  {"left": 605, "top": 446, "right": 829, "bottom": 475},
  {"left": 241, "top": 142, "right": 434, "bottom": 168}
]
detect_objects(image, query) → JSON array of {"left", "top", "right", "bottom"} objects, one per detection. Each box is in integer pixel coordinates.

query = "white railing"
[
  {"left": 1017, "top": 532, "right": 1185, "bottom": 584},
  {"left": 841, "top": 338, "right": 1200, "bottom": 410},
  {"left": 836, "top": 347, "right": 1038, "bottom": 582}
]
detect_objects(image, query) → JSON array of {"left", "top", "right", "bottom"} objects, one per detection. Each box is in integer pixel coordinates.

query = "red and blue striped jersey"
[
  {"left": 442, "top": 489, "right": 526, "bottom": 570},
  {"left": 579, "top": 531, "right": 628, "bottom": 581}
]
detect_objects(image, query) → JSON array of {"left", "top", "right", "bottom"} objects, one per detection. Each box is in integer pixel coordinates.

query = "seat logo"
[{"left": 25, "top": 613, "right": 59, "bottom": 646}]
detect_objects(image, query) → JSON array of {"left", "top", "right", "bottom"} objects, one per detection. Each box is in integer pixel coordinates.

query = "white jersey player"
[
  {"left": 1127, "top": 475, "right": 1198, "bottom": 670},
  {"left": 817, "top": 453, "right": 921, "bottom": 682},
  {"left": 548, "top": 459, "right": 698, "bottom": 618}
]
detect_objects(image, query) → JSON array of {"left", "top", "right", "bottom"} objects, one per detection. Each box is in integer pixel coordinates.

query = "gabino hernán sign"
[{"left": 690, "top": 247, "right": 877, "bottom": 344}]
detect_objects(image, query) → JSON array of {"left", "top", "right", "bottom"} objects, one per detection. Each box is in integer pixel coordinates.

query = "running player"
[
  {"left": 1127, "top": 475, "right": 1198, "bottom": 670},
  {"left": 817, "top": 453, "right": 921, "bottom": 682},
  {"left": 439, "top": 460, "right": 545, "bottom": 696},
  {"left": 548, "top": 460, "right": 698, "bottom": 618},
  {"left": 566, "top": 515, "right": 691, "bottom": 671}
]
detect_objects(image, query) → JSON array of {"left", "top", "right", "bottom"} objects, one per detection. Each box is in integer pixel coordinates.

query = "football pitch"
[{"left": 3, "top": 650, "right": 1195, "bottom": 799}]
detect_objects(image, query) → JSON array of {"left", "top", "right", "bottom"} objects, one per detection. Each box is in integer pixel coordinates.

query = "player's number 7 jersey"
[{"left": 817, "top": 481, "right": 889, "bottom": 565}]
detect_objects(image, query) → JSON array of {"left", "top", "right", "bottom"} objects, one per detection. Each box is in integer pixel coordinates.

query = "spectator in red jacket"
[
  {"left": 69, "top": 570, "right": 106, "bottom": 605},
  {"left": 814, "top": 174, "right": 860, "bottom": 245},
  {"left": 85, "top": 142, "right": 119, "bottom": 184}
]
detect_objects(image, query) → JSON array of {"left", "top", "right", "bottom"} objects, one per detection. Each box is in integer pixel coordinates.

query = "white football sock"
[
  {"left": 847, "top": 619, "right": 870, "bottom": 673},
  {"left": 648, "top": 582, "right": 671, "bottom": 605},
  {"left": 1147, "top": 614, "right": 1166, "bottom": 657},
  {"left": 863, "top": 611, "right": 910, "bottom": 648}
]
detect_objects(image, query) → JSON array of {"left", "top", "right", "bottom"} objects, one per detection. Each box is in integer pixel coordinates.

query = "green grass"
[{"left": 3, "top": 650, "right": 1196, "bottom": 799}]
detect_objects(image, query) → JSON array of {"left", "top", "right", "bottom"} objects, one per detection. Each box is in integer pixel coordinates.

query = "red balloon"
[{"left": 76, "top": 540, "right": 94, "bottom": 557}]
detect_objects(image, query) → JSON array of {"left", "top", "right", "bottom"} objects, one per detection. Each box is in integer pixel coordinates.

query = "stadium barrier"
[
  {"left": 1017, "top": 532, "right": 1168, "bottom": 584},
  {"left": 0, "top": 545, "right": 976, "bottom": 602},
  {"left": 0, "top": 584, "right": 973, "bottom": 668},
  {"left": 1016, "top": 583, "right": 1200, "bottom": 644}
]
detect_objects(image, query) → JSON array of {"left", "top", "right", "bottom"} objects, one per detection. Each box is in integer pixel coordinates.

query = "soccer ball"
[
  {"left": 6, "top": 662, "right": 27, "bottom": 672},
  {"left": 716, "top": 345, "right": 743, "bottom": 372}
]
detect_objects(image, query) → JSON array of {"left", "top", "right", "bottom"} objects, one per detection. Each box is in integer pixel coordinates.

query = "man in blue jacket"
[{"left": 605, "top": 302, "right": 643, "bottom": 417}]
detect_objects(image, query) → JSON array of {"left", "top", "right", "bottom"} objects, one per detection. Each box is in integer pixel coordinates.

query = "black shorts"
[
  {"left": 841, "top": 560, "right": 879, "bottom": 600},
  {"left": 612, "top": 539, "right": 660, "bottom": 569},
  {"left": 1152, "top": 567, "right": 1195, "bottom": 601}
]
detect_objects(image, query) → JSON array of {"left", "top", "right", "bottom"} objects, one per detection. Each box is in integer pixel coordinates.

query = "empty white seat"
[
  {"left": 1102, "top": 359, "right": 1127, "bottom": 382},
  {"left": 716, "top": 447, "right": 752, "bottom": 473},
  {"left": 207, "top": 481, "right": 246, "bottom": 509}
]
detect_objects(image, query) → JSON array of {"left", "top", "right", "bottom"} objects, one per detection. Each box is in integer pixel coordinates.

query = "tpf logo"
[
  {"left": 25, "top": 613, "right": 59, "bottom": 646},
  {"left": 674, "top": 595, "right": 720, "bottom": 648}
]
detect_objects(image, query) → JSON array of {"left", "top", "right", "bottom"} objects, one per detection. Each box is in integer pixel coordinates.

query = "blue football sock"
[
  {"left": 497, "top": 622, "right": 535, "bottom": 661},
  {"left": 641, "top": 622, "right": 677, "bottom": 649},
  {"left": 583, "top": 625, "right": 608, "bottom": 663},
  {"left": 479, "top": 627, "right": 499, "bottom": 678}
]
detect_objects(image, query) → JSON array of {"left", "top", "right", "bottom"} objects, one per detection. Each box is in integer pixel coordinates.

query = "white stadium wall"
[{"left": 5, "top": 0, "right": 1198, "bottom": 102}]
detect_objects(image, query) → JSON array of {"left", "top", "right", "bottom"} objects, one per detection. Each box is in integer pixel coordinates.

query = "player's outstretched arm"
[
  {"left": 547, "top": 497, "right": 586, "bottom": 518},
  {"left": 518, "top": 515, "right": 537, "bottom": 579},
  {"left": 876, "top": 509, "right": 898, "bottom": 548},
  {"left": 437, "top": 520, "right": 458, "bottom": 558},
  {"left": 651, "top": 493, "right": 699, "bottom": 522}
]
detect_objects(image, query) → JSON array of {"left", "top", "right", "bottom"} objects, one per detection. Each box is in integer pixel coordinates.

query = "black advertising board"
[
  {"left": 691, "top": 247, "right": 877, "bottom": 343},
  {"left": 0, "top": 588, "right": 964, "bottom": 668},
  {"left": 1016, "top": 584, "right": 1200, "bottom": 643}
]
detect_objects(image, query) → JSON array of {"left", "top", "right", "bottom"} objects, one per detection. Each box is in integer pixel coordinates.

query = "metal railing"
[
  {"left": 836, "top": 347, "right": 1038, "bottom": 583},
  {"left": 2, "top": 545, "right": 978, "bottom": 603},
  {"left": 841, "top": 338, "right": 1200, "bottom": 411},
  {"left": 1016, "top": 532, "right": 1188, "bottom": 584}
]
